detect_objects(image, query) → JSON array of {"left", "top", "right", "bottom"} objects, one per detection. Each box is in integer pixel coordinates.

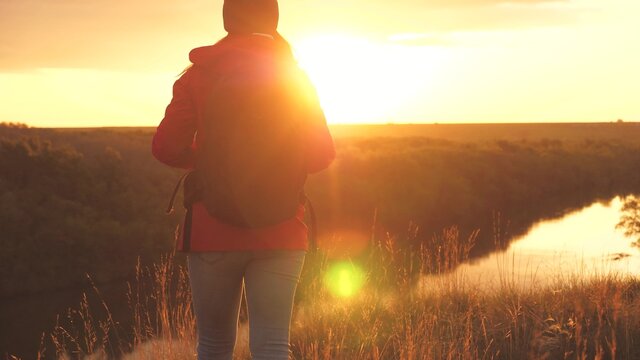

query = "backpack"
[{"left": 186, "top": 49, "right": 308, "bottom": 229}]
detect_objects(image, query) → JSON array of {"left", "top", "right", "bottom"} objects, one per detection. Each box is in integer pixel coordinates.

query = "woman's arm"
[
  {"left": 306, "top": 111, "right": 335, "bottom": 174},
  {"left": 152, "top": 69, "right": 198, "bottom": 169},
  {"left": 297, "top": 71, "right": 336, "bottom": 174}
]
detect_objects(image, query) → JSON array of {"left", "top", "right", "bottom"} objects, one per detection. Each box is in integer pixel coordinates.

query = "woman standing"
[{"left": 152, "top": 1, "right": 335, "bottom": 359}]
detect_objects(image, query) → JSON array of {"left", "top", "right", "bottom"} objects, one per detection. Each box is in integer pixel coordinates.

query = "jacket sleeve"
[
  {"left": 298, "top": 71, "right": 336, "bottom": 174},
  {"left": 152, "top": 69, "right": 197, "bottom": 169}
]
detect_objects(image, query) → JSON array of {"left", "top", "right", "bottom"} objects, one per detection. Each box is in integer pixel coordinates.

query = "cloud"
[
  {"left": 286, "top": 0, "right": 581, "bottom": 41},
  {"left": 426, "top": 0, "right": 568, "bottom": 7},
  {"left": 387, "top": 33, "right": 455, "bottom": 47},
  {"left": 0, "top": 0, "right": 225, "bottom": 71},
  {"left": 0, "top": 0, "right": 585, "bottom": 71},
  {"left": 384, "top": 0, "right": 578, "bottom": 32}
]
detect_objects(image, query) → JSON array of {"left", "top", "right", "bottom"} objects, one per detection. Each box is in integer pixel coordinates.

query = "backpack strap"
[
  {"left": 182, "top": 205, "right": 193, "bottom": 252},
  {"left": 166, "top": 171, "right": 197, "bottom": 252},
  {"left": 165, "top": 171, "right": 191, "bottom": 215},
  {"left": 303, "top": 193, "right": 318, "bottom": 253}
]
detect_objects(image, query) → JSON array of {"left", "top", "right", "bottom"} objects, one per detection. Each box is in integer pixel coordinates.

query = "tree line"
[{"left": 2, "top": 123, "right": 640, "bottom": 297}]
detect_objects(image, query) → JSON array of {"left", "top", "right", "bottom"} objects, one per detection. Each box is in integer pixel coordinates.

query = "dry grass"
[{"left": 44, "top": 227, "right": 640, "bottom": 360}]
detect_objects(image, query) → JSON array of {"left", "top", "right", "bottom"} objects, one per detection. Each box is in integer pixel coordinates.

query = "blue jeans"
[{"left": 188, "top": 250, "right": 306, "bottom": 360}]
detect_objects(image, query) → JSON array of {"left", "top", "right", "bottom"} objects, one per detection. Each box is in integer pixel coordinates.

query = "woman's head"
[{"left": 223, "top": 0, "right": 279, "bottom": 35}]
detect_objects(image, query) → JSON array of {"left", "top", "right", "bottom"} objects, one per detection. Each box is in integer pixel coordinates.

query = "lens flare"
[{"left": 324, "top": 262, "right": 365, "bottom": 298}]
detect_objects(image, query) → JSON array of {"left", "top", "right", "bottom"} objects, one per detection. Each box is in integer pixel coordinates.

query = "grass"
[{"left": 42, "top": 227, "right": 640, "bottom": 360}]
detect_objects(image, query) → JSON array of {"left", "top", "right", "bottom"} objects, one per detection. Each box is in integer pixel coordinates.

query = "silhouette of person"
[{"left": 152, "top": 1, "right": 334, "bottom": 359}]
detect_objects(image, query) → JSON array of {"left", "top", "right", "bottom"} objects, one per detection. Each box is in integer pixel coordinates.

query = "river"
[{"left": 454, "top": 196, "right": 640, "bottom": 288}]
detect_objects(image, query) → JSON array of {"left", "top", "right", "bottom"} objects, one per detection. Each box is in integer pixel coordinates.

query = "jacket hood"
[{"left": 189, "top": 34, "right": 294, "bottom": 67}]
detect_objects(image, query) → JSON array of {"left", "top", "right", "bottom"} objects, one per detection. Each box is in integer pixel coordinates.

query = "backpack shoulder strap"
[
  {"left": 303, "top": 193, "right": 318, "bottom": 253},
  {"left": 165, "top": 171, "right": 192, "bottom": 215}
]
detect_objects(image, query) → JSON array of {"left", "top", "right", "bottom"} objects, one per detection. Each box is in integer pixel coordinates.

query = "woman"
[{"left": 152, "top": 0, "right": 335, "bottom": 359}]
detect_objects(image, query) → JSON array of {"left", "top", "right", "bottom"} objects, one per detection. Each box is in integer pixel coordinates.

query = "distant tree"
[
  {"left": 95, "top": 146, "right": 124, "bottom": 192},
  {"left": 617, "top": 196, "right": 640, "bottom": 248},
  {"left": 0, "top": 122, "right": 30, "bottom": 128}
]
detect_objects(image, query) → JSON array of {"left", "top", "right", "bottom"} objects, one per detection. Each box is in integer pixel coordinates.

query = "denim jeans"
[{"left": 187, "top": 250, "right": 306, "bottom": 360}]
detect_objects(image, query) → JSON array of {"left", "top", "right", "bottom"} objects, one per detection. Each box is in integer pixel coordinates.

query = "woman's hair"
[
  {"left": 179, "top": 64, "right": 193, "bottom": 77},
  {"left": 223, "top": 0, "right": 279, "bottom": 35}
]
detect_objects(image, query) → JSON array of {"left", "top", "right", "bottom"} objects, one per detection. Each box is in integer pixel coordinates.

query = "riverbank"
[
  {"left": 42, "top": 229, "right": 640, "bottom": 360},
  {"left": 120, "top": 276, "right": 640, "bottom": 359}
]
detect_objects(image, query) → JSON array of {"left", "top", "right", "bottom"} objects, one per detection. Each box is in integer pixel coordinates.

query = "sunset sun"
[{"left": 292, "top": 35, "right": 435, "bottom": 124}]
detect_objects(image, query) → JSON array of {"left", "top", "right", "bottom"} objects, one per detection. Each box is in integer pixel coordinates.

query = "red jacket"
[{"left": 152, "top": 34, "right": 335, "bottom": 252}]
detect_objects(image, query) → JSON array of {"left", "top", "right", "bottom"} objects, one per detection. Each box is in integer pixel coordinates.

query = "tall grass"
[
  {"left": 45, "top": 226, "right": 640, "bottom": 360},
  {"left": 47, "top": 254, "right": 196, "bottom": 359}
]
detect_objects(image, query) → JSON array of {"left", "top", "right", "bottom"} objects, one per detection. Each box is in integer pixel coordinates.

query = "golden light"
[
  {"left": 324, "top": 261, "right": 365, "bottom": 298},
  {"left": 319, "top": 230, "right": 370, "bottom": 258},
  {"left": 0, "top": 69, "right": 172, "bottom": 127},
  {"left": 292, "top": 34, "right": 435, "bottom": 124}
]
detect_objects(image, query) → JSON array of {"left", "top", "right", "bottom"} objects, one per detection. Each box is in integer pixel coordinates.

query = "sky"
[{"left": 0, "top": 0, "right": 638, "bottom": 126}]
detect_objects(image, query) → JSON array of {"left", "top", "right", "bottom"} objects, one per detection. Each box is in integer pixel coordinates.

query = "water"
[{"left": 459, "top": 196, "right": 640, "bottom": 287}]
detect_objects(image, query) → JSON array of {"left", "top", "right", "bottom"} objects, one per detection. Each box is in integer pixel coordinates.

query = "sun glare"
[
  {"left": 292, "top": 35, "right": 434, "bottom": 124},
  {"left": 324, "top": 262, "right": 365, "bottom": 298}
]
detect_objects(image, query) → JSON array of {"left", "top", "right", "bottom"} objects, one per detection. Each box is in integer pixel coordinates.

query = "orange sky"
[{"left": 0, "top": 0, "right": 638, "bottom": 126}]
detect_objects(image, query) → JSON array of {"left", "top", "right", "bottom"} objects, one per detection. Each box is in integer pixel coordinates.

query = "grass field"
[
  {"left": 12, "top": 121, "right": 640, "bottom": 142},
  {"left": 3, "top": 122, "right": 640, "bottom": 359},
  {"left": 47, "top": 227, "right": 640, "bottom": 360},
  {"left": 328, "top": 122, "right": 640, "bottom": 142}
]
